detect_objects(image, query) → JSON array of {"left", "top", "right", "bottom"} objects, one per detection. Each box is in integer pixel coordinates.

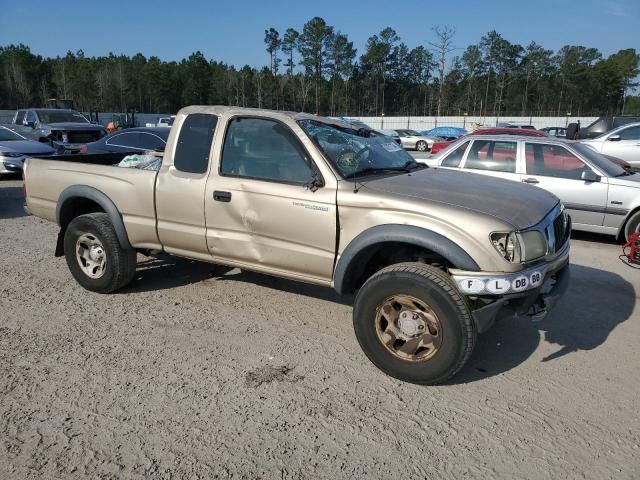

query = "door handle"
[
  {"left": 213, "top": 190, "right": 232, "bottom": 202},
  {"left": 522, "top": 178, "right": 539, "bottom": 184}
]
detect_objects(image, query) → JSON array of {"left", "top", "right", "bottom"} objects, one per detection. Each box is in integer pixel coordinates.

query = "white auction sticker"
[
  {"left": 458, "top": 278, "right": 485, "bottom": 294},
  {"left": 511, "top": 276, "right": 529, "bottom": 292},
  {"left": 381, "top": 142, "right": 402, "bottom": 152},
  {"left": 486, "top": 278, "right": 511, "bottom": 294},
  {"left": 529, "top": 271, "right": 543, "bottom": 287}
]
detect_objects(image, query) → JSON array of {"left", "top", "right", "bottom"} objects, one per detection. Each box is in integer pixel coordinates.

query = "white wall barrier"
[{"left": 347, "top": 116, "right": 598, "bottom": 131}]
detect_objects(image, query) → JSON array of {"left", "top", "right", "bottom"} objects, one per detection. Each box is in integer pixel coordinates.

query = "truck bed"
[
  {"left": 33, "top": 152, "right": 135, "bottom": 166},
  {"left": 24, "top": 153, "right": 162, "bottom": 250}
]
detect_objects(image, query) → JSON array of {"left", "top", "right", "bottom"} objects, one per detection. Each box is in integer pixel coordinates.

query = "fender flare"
[
  {"left": 333, "top": 224, "right": 480, "bottom": 294},
  {"left": 56, "top": 185, "right": 132, "bottom": 250}
]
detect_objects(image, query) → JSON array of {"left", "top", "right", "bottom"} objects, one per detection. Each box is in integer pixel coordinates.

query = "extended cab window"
[
  {"left": 174, "top": 114, "right": 218, "bottom": 174},
  {"left": 15, "top": 111, "right": 25, "bottom": 124},
  {"left": 441, "top": 141, "right": 469, "bottom": 167},
  {"left": 464, "top": 140, "right": 517, "bottom": 173},
  {"left": 220, "top": 117, "right": 313, "bottom": 184}
]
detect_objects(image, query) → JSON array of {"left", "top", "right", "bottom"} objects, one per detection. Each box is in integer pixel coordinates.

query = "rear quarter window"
[
  {"left": 173, "top": 114, "right": 218, "bottom": 174},
  {"left": 441, "top": 141, "right": 469, "bottom": 167}
]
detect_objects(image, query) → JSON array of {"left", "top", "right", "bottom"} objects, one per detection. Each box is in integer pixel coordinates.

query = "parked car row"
[{"left": 423, "top": 134, "right": 640, "bottom": 240}]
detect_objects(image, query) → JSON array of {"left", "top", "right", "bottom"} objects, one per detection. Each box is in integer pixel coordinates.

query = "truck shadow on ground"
[
  {"left": 123, "top": 255, "right": 353, "bottom": 305},
  {"left": 453, "top": 264, "right": 636, "bottom": 384},
  {"left": 123, "top": 257, "right": 634, "bottom": 383},
  {"left": 0, "top": 185, "right": 27, "bottom": 220}
]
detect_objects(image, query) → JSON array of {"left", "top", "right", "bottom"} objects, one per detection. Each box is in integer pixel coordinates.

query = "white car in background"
[
  {"left": 157, "top": 116, "right": 176, "bottom": 128},
  {"left": 428, "top": 134, "right": 640, "bottom": 240},
  {"left": 394, "top": 129, "right": 438, "bottom": 152},
  {"left": 580, "top": 122, "right": 640, "bottom": 169}
]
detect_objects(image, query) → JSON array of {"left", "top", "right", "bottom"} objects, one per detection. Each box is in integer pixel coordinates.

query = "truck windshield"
[
  {"left": 36, "top": 110, "right": 89, "bottom": 124},
  {"left": 299, "top": 119, "right": 422, "bottom": 179}
]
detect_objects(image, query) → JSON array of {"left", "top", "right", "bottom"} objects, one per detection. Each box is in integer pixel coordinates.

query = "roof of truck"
[{"left": 176, "top": 105, "right": 357, "bottom": 129}]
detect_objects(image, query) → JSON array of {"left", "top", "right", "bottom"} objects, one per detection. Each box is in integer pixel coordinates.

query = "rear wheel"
[
  {"left": 416, "top": 140, "right": 428, "bottom": 152},
  {"left": 64, "top": 213, "right": 137, "bottom": 293},
  {"left": 353, "top": 262, "right": 475, "bottom": 385}
]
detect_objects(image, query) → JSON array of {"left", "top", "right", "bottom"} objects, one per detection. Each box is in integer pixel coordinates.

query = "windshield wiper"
[
  {"left": 344, "top": 166, "right": 411, "bottom": 179},
  {"left": 345, "top": 161, "right": 426, "bottom": 180}
]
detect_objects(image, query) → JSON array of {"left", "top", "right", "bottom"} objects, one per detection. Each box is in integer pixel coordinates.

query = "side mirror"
[
  {"left": 305, "top": 170, "right": 323, "bottom": 192},
  {"left": 23, "top": 120, "right": 35, "bottom": 128},
  {"left": 581, "top": 170, "right": 600, "bottom": 182},
  {"left": 608, "top": 134, "right": 621, "bottom": 142}
]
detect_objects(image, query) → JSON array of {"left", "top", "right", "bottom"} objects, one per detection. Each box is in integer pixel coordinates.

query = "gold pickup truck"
[{"left": 23, "top": 106, "right": 571, "bottom": 384}]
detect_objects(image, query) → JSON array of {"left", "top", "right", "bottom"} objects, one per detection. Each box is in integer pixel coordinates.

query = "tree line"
[{"left": 1, "top": 17, "right": 638, "bottom": 117}]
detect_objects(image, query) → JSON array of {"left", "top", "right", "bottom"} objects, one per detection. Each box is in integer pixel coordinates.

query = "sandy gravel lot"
[{"left": 1, "top": 178, "right": 639, "bottom": 479}]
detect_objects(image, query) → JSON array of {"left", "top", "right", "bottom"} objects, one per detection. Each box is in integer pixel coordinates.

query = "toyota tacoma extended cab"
[{"left": 23, "top": 106, "right": 571, "bottom": 385}]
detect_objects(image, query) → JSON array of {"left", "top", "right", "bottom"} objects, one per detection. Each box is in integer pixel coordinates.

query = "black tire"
[
  {"left": 64, "top": 213, "right": 137, "bottom": 293},
  {"left": 623, "top": 210, "right": 640, "bottom": 241},
  {"left": 353, "top": 262, "right": 475, "bottom": 385},
  {"left": 416, "top": 140, "right": 428, "bottom": 152}
]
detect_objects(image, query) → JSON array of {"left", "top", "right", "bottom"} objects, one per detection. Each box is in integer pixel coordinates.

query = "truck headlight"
[
  {"left": 491, "top": 231, "right": 547, "bottom": 263},
  {"left": 516, "top": 231, "right": 547, "bottom": 262},
  {"left": 490, "top": 232, "right": 519, "bottom": 262}
]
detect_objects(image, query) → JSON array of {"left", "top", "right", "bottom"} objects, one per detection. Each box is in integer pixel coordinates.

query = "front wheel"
[
  {"left": 416, "top": 140, "right": 428, "bottom": 152},
  {"left": 64, "top": 213, "right": 137, "bottom": 293},
  {"left": 353, "top": 262, "right": 475, "bottom": 385},
  {"left": 623, "top": 210, "right": 640, "bottom": 241}
]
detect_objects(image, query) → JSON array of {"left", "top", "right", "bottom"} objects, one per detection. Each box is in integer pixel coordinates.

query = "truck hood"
[
  {"left": 360, "top": 167, "right": 559, "bottom": 230},
  {"left": 47, "top": 123, "right": 105, "bottom": 131},
  {"left": 0, "top": 140, "right": 55, "bottom": 155}
]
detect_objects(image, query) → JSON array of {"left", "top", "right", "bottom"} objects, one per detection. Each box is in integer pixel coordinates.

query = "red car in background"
[
  {"left": 430, "top": 127, "right": 632, "bottom": 171},
  {"left": 430, "top": 128, "right": 546, "bottom": 154}
]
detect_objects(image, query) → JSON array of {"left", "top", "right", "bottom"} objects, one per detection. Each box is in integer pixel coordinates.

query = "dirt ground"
[{"left": 1, "top": 178, "right": 639, "bottom": 479}]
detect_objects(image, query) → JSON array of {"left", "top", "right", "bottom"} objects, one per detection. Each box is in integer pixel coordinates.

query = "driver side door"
[
  {"left": 523, "top": 142, "right": 608, "bottom": 228},
  {"left": 600, "top": 125, "right": 640, "bottom": 167},
  {"left": 205, "top": 116, "right": 337, "bottom": 284}
]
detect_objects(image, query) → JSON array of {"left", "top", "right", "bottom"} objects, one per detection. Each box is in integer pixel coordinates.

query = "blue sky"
[{"left": 1, "top": 0, "right": 638, "bottom": 67}]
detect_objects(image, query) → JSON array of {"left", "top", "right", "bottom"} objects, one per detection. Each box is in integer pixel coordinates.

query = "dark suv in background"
[{"left": 568, "top": 115, "right": 640, "bottom": 139}]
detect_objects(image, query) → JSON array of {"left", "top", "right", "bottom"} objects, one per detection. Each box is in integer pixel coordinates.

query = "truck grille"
[
  {"left": 67, "top": 131, "right": 102, "bottom": 143},
  {"left": 552, "top": 209, "right": 571, "bottom": 252}
]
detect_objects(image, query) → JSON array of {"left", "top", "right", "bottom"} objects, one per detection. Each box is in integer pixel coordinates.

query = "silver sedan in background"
[
  {"left": 580, "top": 122, "right": 640, "bottom": 168},
  {"left": 394, "top": 129, "right": 439, "bottom": 152},
  {"left": 0, "top": 126, "right": 56, "bottom": 175},
  {"left": 425, "top": 134, "right": 640, "bottom": 240}
]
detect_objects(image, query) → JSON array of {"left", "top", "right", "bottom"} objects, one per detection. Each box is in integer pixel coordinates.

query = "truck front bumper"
[{"left": 450, "top": 244, "right": 570, "bottom": 334}]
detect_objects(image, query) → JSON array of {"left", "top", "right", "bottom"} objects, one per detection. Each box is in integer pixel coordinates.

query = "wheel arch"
[
  {"left": 333, "top": 224, "right": 480, "bottom": 294},
  {"left": 55, "top": 185, "right": 132, "bottom": 256},
  {"left": 618, "top": 205, "right": 640, "bottom": 240}
]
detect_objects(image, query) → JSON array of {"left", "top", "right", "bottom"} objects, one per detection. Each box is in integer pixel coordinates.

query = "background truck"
[
  {"left": 8, "top": 108, "right": 107, "bottom": 152},
  {"left": 23, "top": 106, "right": 570, "bottom": 385}
]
